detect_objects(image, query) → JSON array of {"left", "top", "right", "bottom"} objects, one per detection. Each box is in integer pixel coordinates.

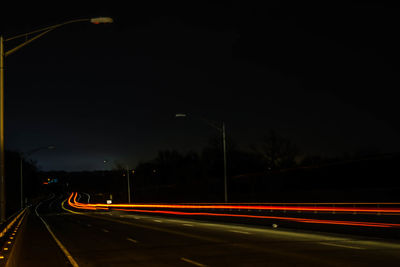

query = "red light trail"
[{"left": 67, "top": 192, "right": 400, "bottom": 228}]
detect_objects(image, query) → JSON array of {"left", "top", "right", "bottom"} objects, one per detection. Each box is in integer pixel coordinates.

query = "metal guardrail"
[
  {"left": 0, "top": 209, "right": 26, "bottom": 240},
  {"left": 0, "top": 208, "right": 27, "bottom": 262}
]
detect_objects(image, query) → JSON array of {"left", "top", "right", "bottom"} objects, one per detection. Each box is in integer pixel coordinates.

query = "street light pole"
[
  {"left": 126, "top": 166, "right": 131, "bottom": 204},
  {"left": 0, "top": 17, "right": 113, "bottom": 222},
  {"left": 175, "top": 113, "right": 228, "bottom": 203},
  {"left": 19, "top": 158, "right": 23, "bottom": 209},
  {"left": 0, "top": 36, "right": 5, "bottom": 222},
  {"left": 222, "top": 122, "right": 228, "bottom": 203}
]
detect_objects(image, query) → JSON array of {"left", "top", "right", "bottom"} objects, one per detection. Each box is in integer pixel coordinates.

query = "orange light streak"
[
  {"left": 67, "top": 192, "right": 400, "bottom": 214},
  {"left": 66, "top": 193, "right": 400, "bottom": 228},
  {"left": 105, "top": 207, "right": 400, "bottom": 228}
]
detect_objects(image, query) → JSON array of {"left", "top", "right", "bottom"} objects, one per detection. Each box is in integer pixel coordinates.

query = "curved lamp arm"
[
  {"left": 25, "top": 145, "right": 55, "bottom": 157},
  {"left": 4, "top": 17, "right": 113, "bottom": 57},
  {"left": 175, "top": 113, "right": 222, "bottom": 132}
]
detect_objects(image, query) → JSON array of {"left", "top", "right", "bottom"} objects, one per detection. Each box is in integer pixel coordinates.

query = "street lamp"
[
  {"left": 126, "top": 166, "right": 132, "bottom": 204},
  {"left": 0, "top": 17, "right": 113, "bottom": 222},
  {"left": 175, "top": 113, "right": 228, "bottom": 203},
  {"left": 20, "top": 146, "right": 55, "bottom": 209}
]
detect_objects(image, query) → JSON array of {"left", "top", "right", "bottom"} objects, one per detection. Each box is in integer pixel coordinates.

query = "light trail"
[
  {"left": 67, "top": 192, "right": 400, "bottom": 214},
  {"left": 110, "top": 208, "right": 400, "bottom": 228},
  {"left": 66, "top": 192, "right": 400, "bottom": 228}
]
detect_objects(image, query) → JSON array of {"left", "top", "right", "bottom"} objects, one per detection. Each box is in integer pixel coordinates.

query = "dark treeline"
[
  {"left": 43, "top": 130, "right": 400, "bottom": 203},
  {"left": 132, "top": 130, "right": 301, "bottom": 202},
  {"left": 4, "top": 150, "right": 40, "bottom": 217},
  {"left": 131, "top": 136, "right": 400, "bottom": 203}
]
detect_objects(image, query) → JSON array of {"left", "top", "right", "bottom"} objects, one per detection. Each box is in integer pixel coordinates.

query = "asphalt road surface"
[{"left": 9, "top": 194, "right": 400, "bottom": 266}]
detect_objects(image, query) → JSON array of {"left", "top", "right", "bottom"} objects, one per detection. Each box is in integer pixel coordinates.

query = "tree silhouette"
[
  {"left": 5, "top": 150, "right": 39, "bottom": 215},
  {"left": 253, "top": 130, "right": 298, "bottom": 171}
]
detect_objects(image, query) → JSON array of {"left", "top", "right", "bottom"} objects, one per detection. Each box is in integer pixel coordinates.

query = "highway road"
[{"left": 8, "top": 194, "right": 400, "bottom": 266}]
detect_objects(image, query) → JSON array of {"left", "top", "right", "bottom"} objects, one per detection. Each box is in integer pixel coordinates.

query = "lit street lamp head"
[
  {"left": 175, "top": 113, "right": 187, "bottom": 118},
  {"left": 0, "top": 17, "right": 113, "bottom": 221},
  {"left": 90, "top": 17, "right": 114, "bottom": 24}
]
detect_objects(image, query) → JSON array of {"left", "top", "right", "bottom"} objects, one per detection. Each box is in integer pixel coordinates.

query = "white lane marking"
[
  {"left": 102, "top": 229, "right": 109, "bottom": 233},
  {"left": 352, "top": 240, "right": 400, "bottom": 249},
  {"left": 229, "top": 230, "right": 250, "bottom": 235},
  {"left": 120, "top": 215, "right": 139, "bottom": 219},
  {"left": 153, "top": 219, "right": 162, "bottom": 223},
  {"left": 181, "top": 257, "right": 208, "bottom": 267},
  {"left": 319, "top": 242, "right": 365, "bottom": 250},
  {"left": 61, "top": 199, "right": 84, "bottom": 215},
  {"left": 35, "top": 202, "right": 80, "bottom": 267},
  {"left": 183, "top": 224, "right": 193, "bottom": 227},
  {"left": 49, "top": 199, "right": 56, "bottom": 209},
  {"left": 126, "top": 237, "right": 138, "bottom": 243},
  {"left": 48, "top": 193, "right": 56, "bottom": 201}
]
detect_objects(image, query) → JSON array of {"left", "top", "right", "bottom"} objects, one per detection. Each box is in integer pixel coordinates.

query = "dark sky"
[{"left": 2, "top": 1, "right": 400, "bottom": 171}]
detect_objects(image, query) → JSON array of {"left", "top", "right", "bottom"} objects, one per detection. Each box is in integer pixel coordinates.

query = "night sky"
[{"left": 2, "top": 2, "right": 400, "bottom": 171}]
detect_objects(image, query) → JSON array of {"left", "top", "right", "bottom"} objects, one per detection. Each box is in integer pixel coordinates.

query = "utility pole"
[
  {"left": 127, "top": 166, "right": 131, "bottom": 203},
  {"left": 222, "top": 122, "right": 228, "bottom": 203},
  {"left": 1, "top": 36, "right": 6, "bottom": 222},
  {"left": 0, "top": 17, "right": 112, "bottom": 222},
  {"left": 175, "top": 113, "right": 228, "bottom": 203},
  {"left": 20, "top": 158, "right": 23, "bottom": 209}
]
